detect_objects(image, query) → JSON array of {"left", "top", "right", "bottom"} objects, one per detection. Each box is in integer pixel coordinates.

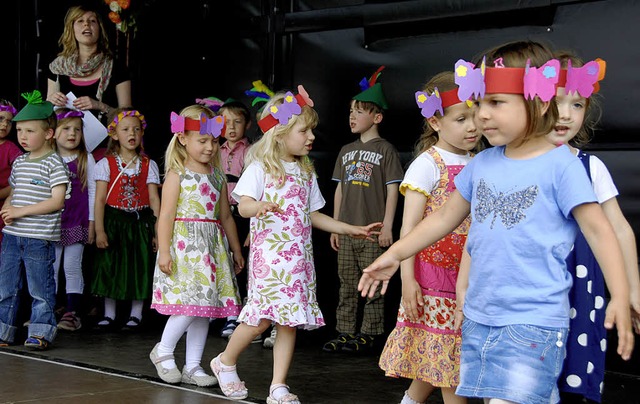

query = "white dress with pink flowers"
[
  {"left": 151, "top": 167, "right": 242, "bottom": 318},
  {"left": 232, "top": 161, "right": 326, "bottom": 329}
]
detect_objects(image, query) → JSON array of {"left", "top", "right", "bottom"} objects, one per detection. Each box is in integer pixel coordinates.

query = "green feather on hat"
[
  {"left": 353, "top": 66, "right": 388, "bottom": 110},
  {"left": 13, "top": 90, "right": 54, "bottom": 122}
]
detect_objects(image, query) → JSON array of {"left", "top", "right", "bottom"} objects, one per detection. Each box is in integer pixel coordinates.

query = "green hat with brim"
[
  {"left": 353, "top": 82, "right": 388, "bottom": 110},
  {"left": 13, "top": 90, "right": 54, "bottom": 122}
]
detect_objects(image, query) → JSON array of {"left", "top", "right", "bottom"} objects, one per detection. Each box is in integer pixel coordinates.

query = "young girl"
[
  {"left": 149, "top": 105, "right": 244, "bottom": 386},
  {"left": 52, "top": 108, "right": 96, "bottom": 331},
  {"left": 379, "top": 72, "right": 480, "bottom": 404},
  {"left": 547, "top": 52, "right": 640, "bottom": 404},
  {"left": 0, "top": 99, "right": 22, "bottom": 242},
  {"left": 359, "top": 41, "right": 634, "bottom": 404},
  {"left": 209, "top": 86, "right": 382, "bottom": 403},
  {"left": 92, "top": 108, "right": 160, "bottom": 329}
]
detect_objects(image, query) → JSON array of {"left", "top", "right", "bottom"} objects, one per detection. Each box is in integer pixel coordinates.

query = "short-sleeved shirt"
[
  {"left": 4, "top": 151, "right": 70, "bottom": 241},
  {"left": 331, "top": 137, "right": 404, "bottom": 225},
  {"left": 579, "top": 151, "right": 618, "bottom": 203},
  {"left": 455, "top": 145, "right": 597, "bottom": 328},
  {"left": 400, "top": 146, "right": 473, "bottom": 197},
  {"left": 94, "top": 155, "right": 160, "bottom": 185},
  {"left": 220, "top": 137, "right": 250, "bottom": 205}
]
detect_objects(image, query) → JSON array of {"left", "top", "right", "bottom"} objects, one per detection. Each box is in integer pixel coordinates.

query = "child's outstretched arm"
[
  {"left": 0, "top": 184, "right": 66, "bottom": 225},
  {"left": 148, "top": 182, "right": 161, "bottom": 253},
  {"left": 359, "top": 191, "right": 470, "bottom": 298},
  {"left": 310, "top": 211, "right": 382, "bottom": 241},
  {"left": 156, "top": 171, "right": 180, "bottom": 276},
  {"left": 238, "top": 195, "right": 284, "bottom": 218},
  {"left": 602, "top": 197, "right": 640, "bottom": 334},
  {"left": 329, "top": 182, "right": 342, "bottom": 252},
  {"left": 378, "top": 182, "right": 399, "bottom": 248},
  {"left": 94, "top": 180, "right": 109, "bottom": 249},
  {"left": 573, "top": 202, "right": 634, "bottom": 360},
  {"left": 454, "top": 248, "right": 471, "bottom": 331},
  {"left": 219, "top": 187, "right": 245, "bottom": 274}
]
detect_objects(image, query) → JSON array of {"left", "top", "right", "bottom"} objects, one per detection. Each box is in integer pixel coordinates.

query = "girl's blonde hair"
[
  {"left": 414, "top": 72, "right": 458, "bottom": 155},
  {"left": 554, "top": 50, "right": 603, "bottom": 148},
  {"left": 58, "top": 6, "right": 112, "bottom": 58},
  {"left": 164, "top": 105, "right": 219, "bottom": 176},
  {"left": 246, "top": 92, "right": 318, "bottom": 187},
  {"left": 106, "top": 107, "right": 145, "bottom": 156},
  {"left": 53, "top": 108, "right": 90, "bottom": 191},
  {"left": 477, "top": 40, "right": 559, "bottom": 142}
]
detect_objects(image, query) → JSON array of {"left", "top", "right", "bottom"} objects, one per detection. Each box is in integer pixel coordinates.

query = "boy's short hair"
[
  {"left": 220, "top": 101, "right": 251, "bottom": 123},
  {"left": 351, "top": 99, "right": 384, "bottom": 116}
]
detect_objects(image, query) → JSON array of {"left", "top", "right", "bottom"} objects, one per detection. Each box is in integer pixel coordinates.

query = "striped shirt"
[{"left": 3, "top": 151, "right": 70, "bottom": 241}]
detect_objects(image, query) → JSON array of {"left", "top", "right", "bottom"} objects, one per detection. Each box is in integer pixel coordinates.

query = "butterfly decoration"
[
  {"left": 523, "top": 58, "right": 561, "bottom": 102},
  {"left": 474, "top": 179, "right": 539, "bottom": 229},
  {"left": 170, "top": 112, "right": 186, "bottom": 133},
  {"left": 199, "top": 114, "right": 226, "bottom": 137},
  {"left": 270, "top": 92, "right": 302, "bottom": 125},
  {"left": 415, "top": 88, "right": 443, "bottom": 118},
  {"left": 565, "top": 59, "right": 606, "bottom": 98},
  {"left": 455, "top": 57, "right": 486, "bottom": 101}
]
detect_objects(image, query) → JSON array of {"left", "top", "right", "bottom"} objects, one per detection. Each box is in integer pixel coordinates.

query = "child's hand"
[
  {"left": 330, "top": 233, "right": 340, "bottom": 252},
  {"left": 96, "top": 230, "right": 109, "bottom": 249},
  {"left": 454, "top": 293, "right": 465, "bottom": 331},
  {"left": 630, "top": 286, "right": 640, "bottom": 334},
  {"left": 358, "top": 252, "right": 400, "bottom": 298},
  {"left": 378, "top": 226, "right": 393, "bottom": 248},
  {"left": 152, "top": 236, "right": 158, "bottom": 253},
  {"left": 233, "top": 253, "right": 245, "bottom": 275},
  {"left": 158, "top": 252, "right": 173, "bottom": 275},
  {"left": 401, "top": 278, "right": 424, "bottom": 321},
  {"left": 243, "top": 234, "right": 250, "bottom": 248},
  {"left": 348, "top": 222, "right": 383, "bottom": 242},
  {"left": 47, "top": 92, "right": 68, "bottom": 107},
  {"left": 255, "top": 202, "right": 283, "bottom": 218},
  {"left": 0, "top": 206, "right": 23, "bottom": 225},
  {"left": 88, "top": 221, "right": 96, "bottom": 245},
  {"left": 604, "top": 296, "right": 634, "bottom": 360}
]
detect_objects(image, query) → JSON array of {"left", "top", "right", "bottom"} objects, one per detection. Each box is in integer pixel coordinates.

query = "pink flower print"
[
  {"left": 291, "top": 217, "right": 310, "bottom": 239},
  {"left": 199, "top": 182, "right": 212, "bottom": 196},
  {"left": 210, "top": 272, "right": 216, "bottom": 282},
  {"left": 253, "top": 229, "right": 272, "bottom": 246},
  {"left": 281, "top": 279, "right": 303, "bottom": 298},
  {"left": 203, "top": 254, "right": 212, "bottom": 267},
  {"left": 277, "top": 243, "right": 302, "bottom": 262},
  {"left": 252, "top": 250, "right": 271, "bottom": 279},
  {"left": 284, "top": 184, "right": 308, "bottom": 204},
  {"left": 274, "top": 204, "right": 296, "bottom": 220},
  {"left": 209, "top": 192, "right": 217, "bottom": 202},
  {"left": 177, "top": 240, "right": 186, "bottom": 251},
  {"left": 271, "top": 258, "right": 281, "bottom": 265},
  {"left": 154, "top": 288, "right": 162, "bottom": 302},
  {"left": 260, "top": 306, "right": 275, "bottom": 318},
  {"left": 206, "top": 202, "right": 214, "bottom": 211},
  {"left": 291, "top": 258, "right": 307, "bottom": 274}
]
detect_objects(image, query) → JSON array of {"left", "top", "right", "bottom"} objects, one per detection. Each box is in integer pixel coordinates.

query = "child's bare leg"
[
  {"left": 405, "top": 379, "right": 435, "bottom": 403},
  {"left": 269, "top": 324, "right": 298, "bottom": 401},
  {"left": 441, "top": 386, "right": 466, "bottom": 404},
  {"left": 222, "top": 319, "right": 272, "bottom": 365}
]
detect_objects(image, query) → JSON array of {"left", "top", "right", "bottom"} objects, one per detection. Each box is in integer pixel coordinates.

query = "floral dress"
[
  {"left": 151, "top": 167, "right": 241, "bottom": 318},
  {"left": 379, "top": 147, "right": 472, "bottom": 387},
  {"left": 233, "top": 161, "right": 326, "bottom": 329}
]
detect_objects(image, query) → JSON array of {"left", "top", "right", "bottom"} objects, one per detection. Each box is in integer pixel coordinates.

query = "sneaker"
[
  {"left": 322, "top": 332, "right": 355, "bottom": 352},
  {"left": 220, "top": 319, "right": 238, "bottom": 338},
  {"left": 263, "top": 327, "right": 277, "bottom": 349},
  {"left": 24, "top": 336, "right": 50, "bottom": 350},
  {"left": 57, "top": 312, "right": 82, "bottom": 331},
  {"left": 342, "top": 333, "right": 375, "bottom": 354}
]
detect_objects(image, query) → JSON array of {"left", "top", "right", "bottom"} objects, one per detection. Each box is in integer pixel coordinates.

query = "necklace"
[{"left": 119, "top": 154, "right": 137, "bottom": 168}]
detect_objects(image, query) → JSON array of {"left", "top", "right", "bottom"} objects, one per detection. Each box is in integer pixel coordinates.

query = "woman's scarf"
[{"left": 49, "top": 52, "right": 113, "bottom": 102}]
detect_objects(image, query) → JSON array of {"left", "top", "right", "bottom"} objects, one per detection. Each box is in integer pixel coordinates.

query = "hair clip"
[
  {"left": 108, "top": 110, "right": 147, "bottom": 133},
  {"left": 170, "top": 112, "right": 225, "bottom": 138},
  {"left": 563, "top": 59, "right": 606, "bottom": 98},
  {"left": 523, "top": 58, "right": 560, "bottom": 102},
  {"left": 196, "top": 97, "right": 224, "bottom": 112},
  {"left": 258, "top": 85, "right": 314, "bottom": 133},
  {"left": 56, "top": 110, "right": 84, "bottom": 120},
  {"left": 455, "top": 58, "right": 486, "bottom": 101},
  {"left": 0, "top": 105, "right": 17, "bottom": 115},
  {"left": 245, "top": 80, "right": 275, "bottom": 107}
]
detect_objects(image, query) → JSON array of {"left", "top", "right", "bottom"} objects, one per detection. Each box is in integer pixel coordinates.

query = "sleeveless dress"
[
  {"left": 558, "top": 151, "right": 607, "bottom": 403},
  {"left": 235, "top": 161, "right": 326, "bottom": 329},
  {"left": 379, "top": 147, "right": 471, "bottom": 387},
  {"left": 58, "top": 159, "right": 89, "bottom": 246},
  {"left": 150, "top": 167, "right": 242, "bottom": 318}
]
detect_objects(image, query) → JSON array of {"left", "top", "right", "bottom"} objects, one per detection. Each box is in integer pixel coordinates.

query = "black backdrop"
[{"left": 3, "top": 0, "right": 640, "bottom": 373}]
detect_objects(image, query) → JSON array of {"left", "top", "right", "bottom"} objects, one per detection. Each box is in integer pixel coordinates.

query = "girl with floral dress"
[
  {"left": 208, "top": 86, "right": 382, "bottom": 403},
  {"left": 0, "top": 99, "right": 22, "bottom": 243}
]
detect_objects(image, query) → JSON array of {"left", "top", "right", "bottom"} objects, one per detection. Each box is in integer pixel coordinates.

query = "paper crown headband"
[
  {"left": 258, "top": 85, "right": 314, "bottom": 133},
  {"left": 245, "top": 80, "right": 275, "bottom": 107},
  {"left": 195, "top": 97, "right": 224, "bottom": 112},
  {"left": 0, "top": 105, "right": 17, "bottom": 116},
  {"left": 13, "top": 90, "right": 54, "bottom": 122},
  {"left": 353, "top": 66, "right": 388, "bottom": 109},
  {"left": 56, "top": 110, "right": 84, "bottom": 120},
  {"left": 170, "top": 112, "right": 226, "bottom": 138},
  {"left": 107, "top": 110, "right": 147, "bottom": 133},
  {"left": 455, "top": 57, "right": 606, "bottom": 102},
  {"left": 415, "top": 87, "right": 465, "bottom": 118}
]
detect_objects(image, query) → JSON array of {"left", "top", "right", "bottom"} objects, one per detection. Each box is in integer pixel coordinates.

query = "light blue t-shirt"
[{"left": 455, "top": 145, "right": 597, "bottom": 328}]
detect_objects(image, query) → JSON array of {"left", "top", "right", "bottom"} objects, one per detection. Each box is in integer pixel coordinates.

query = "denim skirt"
[{"left": 456, "top": 318, "right": 568, "bottom": 404}]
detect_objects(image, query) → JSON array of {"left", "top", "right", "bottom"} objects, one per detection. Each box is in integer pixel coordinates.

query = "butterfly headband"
[
  {"left": 108, "top": 110, "right": 147, "bottom": 133},
  {"left": 415, "top": 87, "right": 465, "bottom": 119},
  {"left": 170, "top": 112, "right": 226, "bottom": 138},
  {"left": 56, "top": 110, "right": 84, "bottom": 120},
  {"left": 195, "top": 97, "right": 224, "bottom": 112},
  {"left": 455, "top": 57, "right": 561, "bottom": 102},
  {"left": 0, "top": 105, "right": 17, "bottom": 116},
  {"left": 556, "top": 59, "right": 606, "bottom": 98},
  {"left": 245, "top": 80, "right": 275, "bottom": 107},
  {"left": 258, "top": 85, "right": 314, "bottom": 133}
]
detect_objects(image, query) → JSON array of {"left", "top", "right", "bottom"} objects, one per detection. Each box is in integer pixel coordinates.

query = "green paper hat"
[
  {"left": 352, "top": 66, "right": 388, "bottom": 109},
  {"left": 13, "top": 90, "right": 54, "bottom": 122}
]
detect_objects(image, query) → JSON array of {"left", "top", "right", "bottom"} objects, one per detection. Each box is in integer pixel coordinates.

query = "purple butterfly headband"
[
  {"left": 108, "top": 110, "right": 147, "bottom": 133},
  {"left": 56, "top": 110, "right": 84, "bottom": 120},
  {"left": 170, "top": 112, "right": 226, "bottom": 138},
  {"left": 258, "top": 85, "right": 314, "bottom": 133},
  {"left": 415, "top": 87, "right": 466, "bottom": 119},
  {"left": 0, "top": 105, "right": 17, "bottom": 116}
]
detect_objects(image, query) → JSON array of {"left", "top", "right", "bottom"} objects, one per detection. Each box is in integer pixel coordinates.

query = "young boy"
[
  {"left": 325, "top": 71, "right": 404, "bottom": 353},
  {"left": 0, "top": 90, "right": 69, "bottom": 350}
]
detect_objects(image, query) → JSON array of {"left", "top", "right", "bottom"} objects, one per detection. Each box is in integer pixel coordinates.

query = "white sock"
[
  {"left": 128, "top": 300, "right": 144, "bottom": 325},
  {"left": 158, "top": 315, "right": 195, "bottom": 369},
  {"left": 216, "top": 355, "right": 242, "bottom": 385},
  {"left": 271, "top": 385, "right": 291, "bottom": 400},
  {"left": 184, "top": 317, "right": 209, "bottom": 375},
  {"left": 99, "top": 298, "right": 116, "bottom": 325},
  {"left": 401, "top": 390, "right": 424, "bottom": 404}
]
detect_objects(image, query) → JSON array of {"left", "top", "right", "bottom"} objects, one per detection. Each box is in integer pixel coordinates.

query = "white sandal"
[
  {"left": 149, "top": 343, "right": 181, "bottom": 384},
  {"left": 266, "top": 383, "right": 301, "bottom": 404},
  {"left": 181, "top": 365, "right": 217, "bottom": 387},
  {"left": 209, "top": 353, "right": 248, "bottom": 400}
]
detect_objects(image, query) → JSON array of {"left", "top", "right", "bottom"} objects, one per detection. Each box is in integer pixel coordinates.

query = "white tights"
[
  {"left": 157, "top": 315, "right": 209, "bottom": 374},
  {"left": 54, "top": 243, "right": 85, "bottom": 294}
]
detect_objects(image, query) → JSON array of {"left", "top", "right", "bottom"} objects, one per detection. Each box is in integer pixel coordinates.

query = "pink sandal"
[
  {"left": 266, "top": 384, "right": 300, "bottom": 404},
  {"left": 209, "top": 353, "right": 248, "bottom": 400}
]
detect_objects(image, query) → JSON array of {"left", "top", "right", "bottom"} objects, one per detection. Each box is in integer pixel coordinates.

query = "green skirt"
[{"left": 91, "top": 206, "right": 156, "bottom": 300}]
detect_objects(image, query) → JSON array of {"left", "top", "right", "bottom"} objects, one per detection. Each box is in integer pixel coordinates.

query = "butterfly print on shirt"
[{"left": 474, "top": 179, "right": 538, "bottom": 229}]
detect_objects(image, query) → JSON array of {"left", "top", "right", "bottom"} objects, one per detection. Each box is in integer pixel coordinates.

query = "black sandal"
[
  {"left": 95, "top": 316, "right": 115, "bottom": 330},
  {"left": 122, "top": 316, "right": 141, "bottom": 331}
]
